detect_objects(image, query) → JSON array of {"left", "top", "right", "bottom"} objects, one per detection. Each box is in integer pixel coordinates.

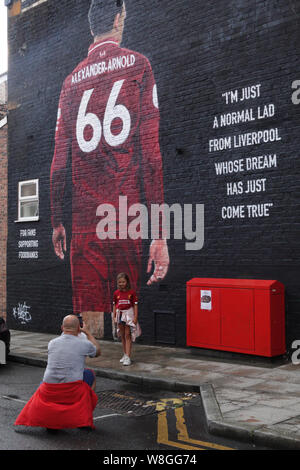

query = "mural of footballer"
[{"left": 50, "top": 0, "right": 169, "bottom": 337}]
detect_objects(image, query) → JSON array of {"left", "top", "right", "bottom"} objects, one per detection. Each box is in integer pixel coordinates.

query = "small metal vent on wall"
[{"left": 154, "top": 310, "right": 176, "bottom": 345}]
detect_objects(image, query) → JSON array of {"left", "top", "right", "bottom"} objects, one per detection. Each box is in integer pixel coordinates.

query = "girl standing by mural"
[{"left": 113, "top": 272, "right": 141, "bottom": 366}]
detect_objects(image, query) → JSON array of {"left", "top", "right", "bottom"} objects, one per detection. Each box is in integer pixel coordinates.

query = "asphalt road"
[{"left": 0, "top": 362, "right": 269, "bottom": 458}]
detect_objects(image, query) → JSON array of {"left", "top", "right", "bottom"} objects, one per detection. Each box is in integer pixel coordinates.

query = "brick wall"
[
  {"left": 0, "top": 71, "right": 7, "bottom": 321},
  {"left": 0, "top": 123, "right": 7, "bottom": 320},
  {"left": 6, "top": 0, "right": 300, "bottom": 353}
]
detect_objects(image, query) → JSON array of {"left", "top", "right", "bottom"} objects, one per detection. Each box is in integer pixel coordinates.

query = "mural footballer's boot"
[{"left": 81, "top": 311, "right": 104, "bottom": 339}]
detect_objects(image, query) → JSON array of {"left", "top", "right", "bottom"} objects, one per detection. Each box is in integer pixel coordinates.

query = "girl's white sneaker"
[
  {"left": 120, "top": 354, "right": 126, "bottom": 363},
  {"left": 123, "top": 355, "right": 131, "bottom": 366}
]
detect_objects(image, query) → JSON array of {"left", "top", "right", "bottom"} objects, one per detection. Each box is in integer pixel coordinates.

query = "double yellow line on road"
[{"left": 154, "top": 398, "right": 234, "bottom": 451}]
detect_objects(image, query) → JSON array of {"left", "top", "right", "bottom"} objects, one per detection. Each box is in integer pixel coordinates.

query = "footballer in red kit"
[{"left": 50, "top": 0, "right": 169, "bottom": 336}]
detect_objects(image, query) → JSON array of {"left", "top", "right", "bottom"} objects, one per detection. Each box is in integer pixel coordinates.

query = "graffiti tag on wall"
[{"left": 13, "top": 302, "right": 32, "bottom": 324}]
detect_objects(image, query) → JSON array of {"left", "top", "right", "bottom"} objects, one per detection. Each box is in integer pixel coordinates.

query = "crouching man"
[
  {"left": 14, "top": 315, "right": 101, "bottom": 430},
  {"left": 43, "top": 314, "right": 101, "bottom": 390}
]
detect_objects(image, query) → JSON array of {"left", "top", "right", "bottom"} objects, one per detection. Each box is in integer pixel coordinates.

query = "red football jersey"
[
  {"left": 50, "top": 39, "right": 164, "bottom": 234},
  {"left": 113, "top": 289, "right": 138, "bottom": 310}
]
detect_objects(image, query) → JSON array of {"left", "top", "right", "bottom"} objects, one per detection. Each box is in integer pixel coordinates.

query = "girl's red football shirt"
[{"left": 113, "top": 289, "right": 138, "bottom": 310}]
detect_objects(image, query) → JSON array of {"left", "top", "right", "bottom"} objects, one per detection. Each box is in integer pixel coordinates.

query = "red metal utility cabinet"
[{"left": 186, "top": 278, "right": 285, "bottom": 357}]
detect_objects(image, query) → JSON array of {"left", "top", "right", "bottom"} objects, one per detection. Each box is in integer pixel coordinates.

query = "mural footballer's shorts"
[{"left": 70, "top": 233, "right": 141, "bottom": 313}]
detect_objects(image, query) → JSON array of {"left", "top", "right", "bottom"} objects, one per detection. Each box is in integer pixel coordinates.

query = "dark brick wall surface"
[
  {"left": 0, "top": 124, "right": 7, "bottom": 320},
  {"left": 6, "top": 0, "right": 300, "bottom": 352}
]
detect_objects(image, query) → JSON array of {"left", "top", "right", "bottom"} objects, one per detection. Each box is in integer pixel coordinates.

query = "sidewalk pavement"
[{"left": 6, "top": 329, "right": 300, "bottom": 449}]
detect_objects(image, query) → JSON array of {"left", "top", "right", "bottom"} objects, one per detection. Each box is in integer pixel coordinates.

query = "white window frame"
[{"left": 17, "top": 179, "right": 39, "bottom": 222}]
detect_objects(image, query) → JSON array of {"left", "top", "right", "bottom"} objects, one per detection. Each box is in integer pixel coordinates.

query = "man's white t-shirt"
[{"left": 43, "top": 333, "right": 97, "bottom": 383}]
